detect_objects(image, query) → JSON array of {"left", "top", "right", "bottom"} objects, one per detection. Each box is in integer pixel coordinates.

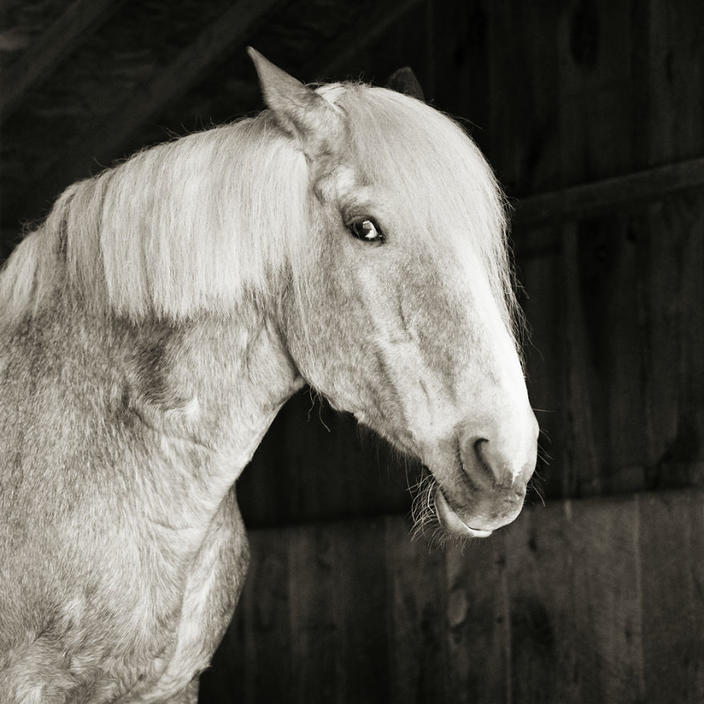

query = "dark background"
[{"left": 2, "top": 1, "right": 703, "bottom": 702}]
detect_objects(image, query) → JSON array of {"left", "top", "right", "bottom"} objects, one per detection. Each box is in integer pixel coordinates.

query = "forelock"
[{"left": 323, "top": 84, "right": 520, "bottom": 343}]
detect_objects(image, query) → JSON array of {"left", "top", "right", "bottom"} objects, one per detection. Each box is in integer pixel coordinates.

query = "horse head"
[{"left": 249, "top": 49, "right": 538, "bottom": 538}]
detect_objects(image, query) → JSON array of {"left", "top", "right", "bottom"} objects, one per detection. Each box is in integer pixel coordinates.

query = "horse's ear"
[
  {"left": 247, "top": 47, "right": 344, "bottom": 161},
  {"left": 385, "top": 66, "right": 425, "bottom": 102}
]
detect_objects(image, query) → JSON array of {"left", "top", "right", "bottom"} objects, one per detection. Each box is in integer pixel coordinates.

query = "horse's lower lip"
[{"left": 435, "top": 489, "right": 493, "bottom": 538}]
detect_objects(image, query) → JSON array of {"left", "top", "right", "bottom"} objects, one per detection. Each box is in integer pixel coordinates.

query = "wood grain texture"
[
  {"left": 506, "top": 505, "right": 577, "bottom": 704},
  {"left": 201, "top": 489, "right": 704, "bottom": 703},
  {"left": 560, "top": 221, "right": 601, "bottom": 497},
  {"left": 517, "top": 190, "right": 704, "bottom": 501},
  {"left": 445, "top": 527, "right": 509, "bottom": 704},
  {"left": 639, "top": 491, "right": 704, "bottom": 702},
  {"left": 385, "top": 517, "right": 449, "bottom": 704},
  {"left": 569, "top": 497, "right": 644, "bottom": 704}
]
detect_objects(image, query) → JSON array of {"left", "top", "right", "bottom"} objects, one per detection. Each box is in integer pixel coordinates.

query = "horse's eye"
[{"left": 348, "top": 218, "right": 385, "bottom": 243}]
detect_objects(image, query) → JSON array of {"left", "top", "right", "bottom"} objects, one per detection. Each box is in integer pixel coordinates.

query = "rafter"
[{"left": 0, "top": 0, "right": 125, "bottom": 123}]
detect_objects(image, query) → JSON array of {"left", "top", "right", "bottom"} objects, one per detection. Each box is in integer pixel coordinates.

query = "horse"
[{"left": 0, "top": 49, "right": 538, "bottom": 702}]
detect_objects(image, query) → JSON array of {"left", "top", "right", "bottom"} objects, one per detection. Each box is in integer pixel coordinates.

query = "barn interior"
[{"left": 1, "top": 0, "right": 703, "bottom": 702}]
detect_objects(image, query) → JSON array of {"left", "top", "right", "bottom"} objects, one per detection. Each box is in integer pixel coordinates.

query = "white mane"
[
  {"left": 0, "top": 82, "right": 517, "bottom": 336},
  {"left": 0, "top": 113, "right": 309, "bottom": 324}
]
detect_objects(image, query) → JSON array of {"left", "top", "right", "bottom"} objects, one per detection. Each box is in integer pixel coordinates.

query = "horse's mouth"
[{"left": 434, "top": 488, "right": 493, "bottom": 538}]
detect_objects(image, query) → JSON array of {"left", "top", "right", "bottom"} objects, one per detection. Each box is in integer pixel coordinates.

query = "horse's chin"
[{"left": 434, "top": 489, "right": 494, "bottom": 538}]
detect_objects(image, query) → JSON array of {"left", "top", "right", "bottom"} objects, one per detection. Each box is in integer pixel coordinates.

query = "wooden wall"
[{"left": 202, "top": 490, "right": 704, "bottom": 703}]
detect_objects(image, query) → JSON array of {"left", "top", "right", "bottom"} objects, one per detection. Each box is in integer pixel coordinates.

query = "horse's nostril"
[
  {"left": 463, "top": 436, "right": 499, "bottom": 488},
  {"left": 473, "top": 437, "right": 489, "bottom": 456},
  {"left": 464, "top": 435, "right": 529, "bottom": 489}
]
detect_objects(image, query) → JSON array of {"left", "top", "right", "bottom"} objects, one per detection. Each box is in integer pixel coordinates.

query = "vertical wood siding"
[{"left": 201, "top": 490, "right": 704, "bottom": 703}]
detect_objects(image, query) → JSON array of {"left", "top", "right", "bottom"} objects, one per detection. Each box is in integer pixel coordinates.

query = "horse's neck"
[
  {"left": 13, "top": 297, "right": 302, "bottom": 523},
  {"left": 120, "top": 305, "right": 303, "bottom": 513}
]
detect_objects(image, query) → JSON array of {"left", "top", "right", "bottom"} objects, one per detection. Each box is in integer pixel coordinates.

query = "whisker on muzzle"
[{"left": 409, "top": 468, "right": 438, "bottom": 542}]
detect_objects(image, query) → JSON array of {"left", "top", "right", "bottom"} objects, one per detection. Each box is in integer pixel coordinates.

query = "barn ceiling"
[{"left": 0, "top": 0, "right": 423, "bottom": 256}]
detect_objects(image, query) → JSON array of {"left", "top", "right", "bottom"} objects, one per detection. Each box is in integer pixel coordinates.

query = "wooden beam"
[
  {"left": 0, "top": 0, "right": 125, "bottom": 123},
  {"left": 513, "top": 156, "right": 704, "bottom": 228}
]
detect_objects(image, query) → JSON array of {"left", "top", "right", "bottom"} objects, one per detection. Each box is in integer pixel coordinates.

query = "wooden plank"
[
  {"left": 487, "top": 0, "right": 561, "bottom": 195},
  {"left": 555, "top": 0, "right": 635, "bottom": 185},
  {"left": 560, "top": 222, "right": 601, "bottom": 497},
  {"left": 284, "top": 523, "right": 339, "bottom": 704},
  {"left": 552, "top": 1, "right": 643, "bottom": 500},
  {"left": 385, "top": 517, "right": 449, "bottom": 703},
  {"left": 332, "top": 518, "right": 390, "bottom": 704},
  {"left": 445, "top": 528, "right": 509, "bottom": 704},
  {"left": 639, "top": 491, "right": 704, "bottom": 703},
  {"left": 518, "top": 198, "right": 703, "bottom": 497},
  {"left": 510, "top": 0, "right": 704, "bottom": 228},
  {"left": 568, "top": 495, "right": 645, "bottom": 704},
  {"left": 595, "top": 213, "right": 647, "bottom": 490},
  {"left": 636, "top": 199, "right": 682, "bottom": 483},
  {"left": 0, "top": 0, "right": 125, "bottom": 123},
  {"left": 504, "top": 500, "right": 578, "bottom": 704},
  {"left": 636, "top": 193, "right": 704, "bottom": 490},
  {"left": 679, "top": 195, "right": 704, "bottom": 489},
  {"left": 199, "top": 528, "right": 293, "bottom": 702},
  {"left": 643, "top": 0, "right": 704, "bottom": 167},
  {"left": 573, "top": 212, "right": 647, "bottom": 494},
  {"left": 513, "top": 157, "right": 704, "bottom": 228},
  {"left": 637, "top": 0, "right": 704, "bottom": 492}
]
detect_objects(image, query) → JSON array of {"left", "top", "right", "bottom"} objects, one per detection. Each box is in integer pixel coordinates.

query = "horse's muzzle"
[
  {"left": 435, "top": 481, "right": 526, "bottom": 537},
  {"left": 435, "top": 416, "right": 537, "bottom": 537}
]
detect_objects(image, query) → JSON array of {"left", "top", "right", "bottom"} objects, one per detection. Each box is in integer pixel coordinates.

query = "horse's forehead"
[{"left": 339, "top": 139, "right": 477, "bottom": 222}]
